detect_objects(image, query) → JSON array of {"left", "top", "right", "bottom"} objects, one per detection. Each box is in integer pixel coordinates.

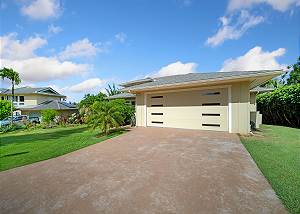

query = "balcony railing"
[{"left": 13, "top": 102, "right": 25, "bottom": 107}]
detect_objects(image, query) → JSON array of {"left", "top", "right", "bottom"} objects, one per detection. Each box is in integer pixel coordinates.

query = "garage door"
[{"left": 146, "top": 87, "right": 228, "bottom": 131}]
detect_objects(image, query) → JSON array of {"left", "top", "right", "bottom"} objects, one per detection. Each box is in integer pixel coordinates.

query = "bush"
[
  {"left": 257, "top": 84, "right": 300, "bottom": 128},
  {"left": 68, "top": 113, "right": 82, "bottom": 124},
  {"left": 0, "top": 100, "right": 14, "bottom": 120},
  {"left": 110, "top": 99, "right": 135, "bottom": 125},
  {"left": 41, "top": 109, "right": 58, "bottom": 124},
  {"left": 0, "top": 123, "right": 25, "bottom": 133}
]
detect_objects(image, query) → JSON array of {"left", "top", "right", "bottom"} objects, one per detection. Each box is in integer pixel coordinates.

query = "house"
[
  {"left": 118, "top": 70, "right": 282, "bottom": 134},
  {"left": 0, "top": 87, "right": 77, "bottom": 119}
]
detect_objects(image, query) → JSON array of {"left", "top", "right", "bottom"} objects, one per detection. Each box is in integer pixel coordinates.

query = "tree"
[
  {"left": 283, "top": 56, "right": 300, "bottom": 85},
  {"left": 41, "top": 109, "right": 58, "bottom": 124},
  {"left": 105, "top": 83, "right": 121, "bottom": 96},
  {"left": 79, "top": 92, "right": 107, "bottom": 108},
  {"left": 260, "top": 79, "right": 282, "bottom": 88},
  {"left": 89, "top": 101, "right": 124, "bottom": 135},
  {"left": 0, "top": 100, "right": 14, "bottom": 120},
  {"left": 0, "top": 68, "right": 21, "bottom": 125}
]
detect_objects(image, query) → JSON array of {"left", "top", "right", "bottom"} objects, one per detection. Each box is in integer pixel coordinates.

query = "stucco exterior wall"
[
  {"left": 230, "top": 82, "right": 251, "bottom": 134},
  {"left": 21, "top": 109, "right": 78, "bottom": 121},
  {"left": 3, "top": 94, "right": 62, "bottom": 106},
  {"left": 135, "top": 94, "right": 146, "bottom": 126}
]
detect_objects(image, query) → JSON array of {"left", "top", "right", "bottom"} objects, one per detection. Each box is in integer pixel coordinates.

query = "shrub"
[
  {"left": 110, "top": 99, "right": 135, "bottom": 125},
  {"left": 257, "top": 84, "right": 300, "bottom": 128},
  {"left": 68, "top": 113, "right": 82, "bottom": 124},
  {"left": 0, "top": 123, "right": 24, "bottom": 133},
  {"left": 0, "top": 100, "right": 14, "bottom": 120},
  {"left": 41, "top": 109, "right": 58, "bottom": 124},
  {"left": 89, "top": 101, "right": 124, "bottom": 135}
]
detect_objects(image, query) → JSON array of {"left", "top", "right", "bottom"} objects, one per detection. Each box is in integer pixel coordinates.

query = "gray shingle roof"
[
  {"left": 122, "top": 70, "right": 282, "bottom": 91},
  {"left": 106, "top": 93, "right": 136, "bottom": 99},
  {"left": 0, "top": 86, "right": 65, "bottom": 97},
  {"left": 250, "top": 86, "right": 275, "bottom": 93},
  {"left": 19, "top": 100, "right": 77, "bottom": 111}
]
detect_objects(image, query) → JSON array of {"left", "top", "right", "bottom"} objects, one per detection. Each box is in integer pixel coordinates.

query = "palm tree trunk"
[{"left": 11, "top": 80, "right": 14, "bottom": 125}]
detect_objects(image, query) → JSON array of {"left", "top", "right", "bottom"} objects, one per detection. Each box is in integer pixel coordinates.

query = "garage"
[{"left": 146, "top": 87, "right": 229, "bottom": 131}]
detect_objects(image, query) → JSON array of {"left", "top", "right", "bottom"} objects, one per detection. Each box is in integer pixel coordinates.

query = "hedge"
[{"left": 257, "top": 84, "right": 300, "bottom": 128}]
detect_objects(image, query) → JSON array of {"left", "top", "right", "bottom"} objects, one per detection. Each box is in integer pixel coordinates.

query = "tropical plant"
[
  {"left": 89, "top": 101, "right": 124, "bottom": 135},
  {"left": 0, "top": 100, "right": 14, "bottom": 120},
  {"left": 282, "top": 56, "right": 300, "bottom": 85},
  {"left": 260, "top": 79, "right": 282, "bottom": 88},
  {"left": 41, "top": 109, "right": 58, "bottom": 124},
  {"left": 105, "top": 83, "right": 121, "bottom": 96},
  {"left": 0, "top": 67, "right": 21, "bottom": 125}
]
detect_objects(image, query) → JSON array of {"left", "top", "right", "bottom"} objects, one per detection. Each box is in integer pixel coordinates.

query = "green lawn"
[
  {"left": 0, "top": 125, "right": 125, "bottom": 172},
  {"left": 240, "top": 125, "right": 300, "bottom": 214}
]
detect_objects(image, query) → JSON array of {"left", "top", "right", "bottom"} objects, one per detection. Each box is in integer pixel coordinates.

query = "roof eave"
[{"left": 124, "top": 70, "right": 283, "bottom": 93}]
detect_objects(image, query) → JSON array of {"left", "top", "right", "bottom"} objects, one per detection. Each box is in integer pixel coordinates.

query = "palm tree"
[
  {"left": 89, "top": 101, "right": 124, "bottom": 135},
  {"left": 0, "top": 68, "right": 21, "bottom": 125},
  {"left": 105, "top": 83, "right": 121, "bottom": 96}
]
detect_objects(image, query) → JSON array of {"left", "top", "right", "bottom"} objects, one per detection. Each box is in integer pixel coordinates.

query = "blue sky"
[{"left": 0, "top": 0, "right": 299, "bottom": 101}]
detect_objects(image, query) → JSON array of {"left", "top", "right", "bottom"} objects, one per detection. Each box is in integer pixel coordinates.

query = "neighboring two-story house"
[{"left": 0, "top": 87, "right": 78, "bottom": 119}]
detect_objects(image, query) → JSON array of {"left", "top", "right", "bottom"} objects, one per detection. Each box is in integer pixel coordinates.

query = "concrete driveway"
[{"left": 0, "top": 127, "right": 285, "bottom": 214}]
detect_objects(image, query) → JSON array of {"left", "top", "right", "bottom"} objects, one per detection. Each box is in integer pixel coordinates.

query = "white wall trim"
[
  {"left": 228, "top": 85, "right": 232, "bottom": 133},
  {"left": 144, "top": 93, "right": 147, "bottom": 127}
]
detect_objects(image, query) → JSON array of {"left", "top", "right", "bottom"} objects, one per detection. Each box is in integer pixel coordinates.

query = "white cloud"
[
  {"left": 0, "top": 33, "right": 89, "bottom": 82},
  {"left": 227, "top": 0, "right": 300, "bottom": 12},
  {"left": 220, "top": 46, "right": 286, "bottom": 72},
  {"left": 21, "top": 0, "right": 61, "bottom": 20},
  {"left": 206, "top": 10, "right": 264, "bottom": 47},
  {"left": 1, "top": 57, "right": 89, "bottom": 82},
  {"left": 115, "top": 32, "right": 127, "bottom": 43},
  {"left": 59, "top": 38, "right": 100, "bottom": 60},
  {"left": 151, "top": 61, "right": 198, "bottom": 77},
  {"left": 67, "top": 78, "right": 106, "bottom": 93},
  {"left": 48, "top": 24, "right": 63, "bottom": 34},
  {"left": 0, "top": 33, "right": 47, "bottom": 60}
]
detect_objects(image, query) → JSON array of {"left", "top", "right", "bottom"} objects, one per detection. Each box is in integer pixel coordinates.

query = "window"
[
  {"left": 202, "top": 103, "right": 221, "bottom": 106},
  {"left": 151, "top": 113, "right": 163, "bottom": 115},
  {"left": 202, "top": 113, "right": 220, "bottom": 116},
  {"left": 202, "top": 123, "right": 220, "bottom": 127},
  {"left": 151, "top": 104, "right": 163, "bottom": 107},
  {"left": 19, "top": 96, "right": 24, "bottom": 102},
  {"left": 14, "top": 96, "right": 18, "bottom": 102},
  {"left": 152, "top": 121, "right": 163, "bottom": 124},
  {"left": 151, "top": 95, "right": 163, "bottom": 99},
  {"left": 1, "top": 96, "right": 4, "bottom": 100},
  {"left": 203, "top": 91, "right": 220, "bottom": 95}
]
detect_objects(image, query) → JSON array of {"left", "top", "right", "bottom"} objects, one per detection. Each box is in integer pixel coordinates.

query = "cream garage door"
[{"left": 146, "top": 87, "right": 229, "bottom": 131}]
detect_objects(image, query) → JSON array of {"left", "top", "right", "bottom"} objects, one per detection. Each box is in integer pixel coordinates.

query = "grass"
[
  {"left": 240, "top": 125, "right": 300, "bottom": 214},
  {"left": 0, "top": 125, "right": 126, "bottom": 172}
]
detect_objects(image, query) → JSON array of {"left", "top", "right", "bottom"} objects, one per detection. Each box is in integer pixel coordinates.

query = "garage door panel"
[{"left": 147, "top": 87, "right": 229, "bottom": 131}]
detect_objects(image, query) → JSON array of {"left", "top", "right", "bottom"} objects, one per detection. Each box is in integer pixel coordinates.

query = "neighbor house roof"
[
  {"left": 0, "top": 88, "right": 6, "bottom": 93},
  {"left": 0, "top": 86, "right": 66, "bottom": 97},
  {"left": 18, "top": 100, "right": 77, "bottom": 111},
  {"left": 250, "top": 86, "right": 275, "bottom": 93},
  {"left": 121, "top": 70, "right": 282, "bottom": 92},
  {"left": 106, "top": 93, "right": 136, "bottom": 100}
]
